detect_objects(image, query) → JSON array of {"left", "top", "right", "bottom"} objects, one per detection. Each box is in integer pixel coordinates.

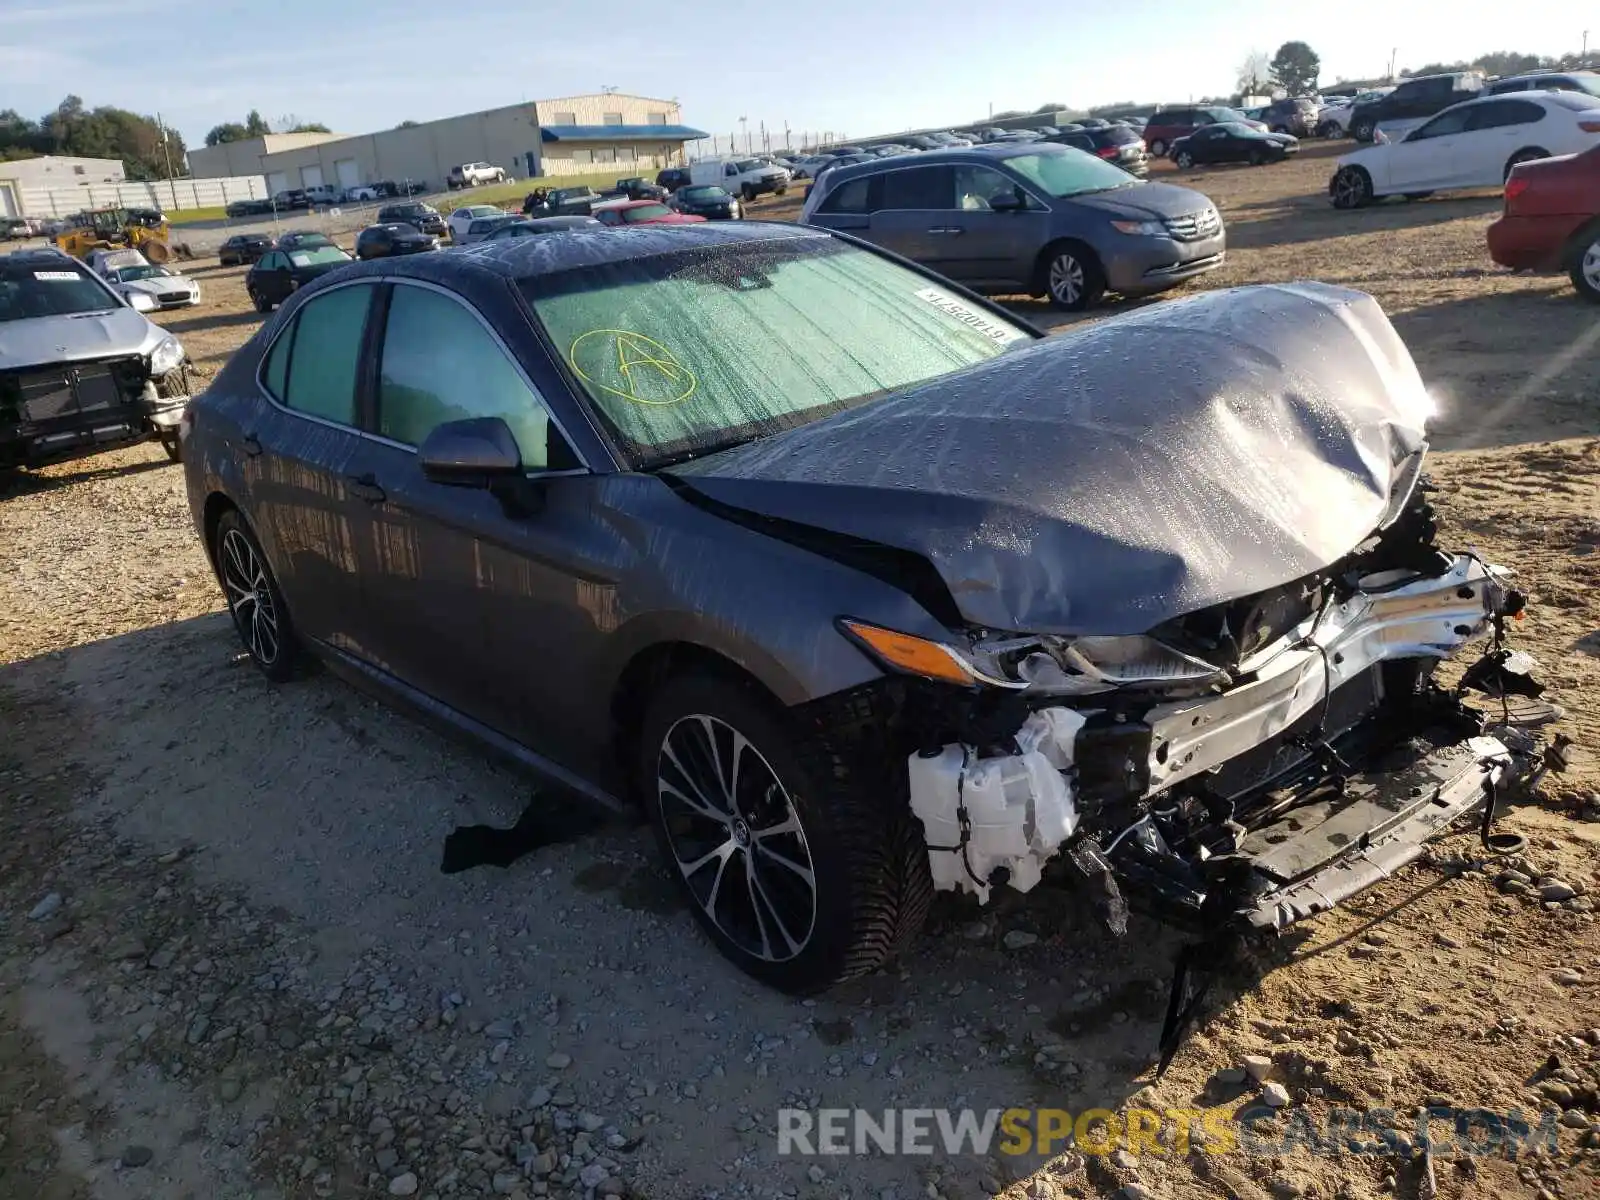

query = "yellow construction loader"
[{"left": 54, "top": 207, "right": 175, "bottom": 263}]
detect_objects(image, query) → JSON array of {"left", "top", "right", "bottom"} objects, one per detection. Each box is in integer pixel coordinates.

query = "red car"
[
  {"left": 1487, "top": 143, "right": 1600, "bottom": 302},
  {"left": 590, "top": 200, "right": 707, "bottom": 228}
]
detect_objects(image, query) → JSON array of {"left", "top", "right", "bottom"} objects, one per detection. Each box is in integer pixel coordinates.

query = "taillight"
[
  {"left": 1097, "top": 146, "right": 1119, "bottom": 158},
  {"left": 1580, "top": 120, "right": 1600, "bottom": 133},
  {"left": 1504, "top": 175, "right": 1530, "bottom": 210}
]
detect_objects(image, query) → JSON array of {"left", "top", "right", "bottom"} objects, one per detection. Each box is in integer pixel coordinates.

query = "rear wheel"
[
  {"left": 1248, "top": 147, "right": 1266, "bottom": 166},
  {"left": 1174, "top": 149, "right": 1194, "bottom": 169},
  {"left": 1330, "top": 165, "right": 1374, "bottom": 209},
  {"left": 213, "top": 510, "right": 301, "bottom": 682},
  {"left": 1042, "top": 243, "right": 1106, "bottom": 310},
  {"left": 639, "top": 673, "right": 932, "bottom": 993},
  {"left": 1505, "top": 148, "right": 1550, "bottom": 181},
  {"left": 1316, "top": 121, "right": 1341, "bottom": 139},
  {"left": 250, "top": 287, "right": 272, "bottom": 313},
  {"left": 1148, "top": 138, "right": 1168, "bottom": 157},
  {"left": 1570, "top": 227, "right": 1600, "bottom": 303}
]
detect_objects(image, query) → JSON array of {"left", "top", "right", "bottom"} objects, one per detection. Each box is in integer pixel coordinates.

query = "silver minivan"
[{"left": 800, "top": 143, "right": 1224, "bottom": 310}]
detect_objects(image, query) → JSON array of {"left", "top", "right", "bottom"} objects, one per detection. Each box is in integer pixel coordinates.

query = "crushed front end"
[
  {"left": 0, "top": 355, "right": 192, "bottom": 469},
  {"left": 863, "top": 482, "right": 1561, "bottom": 943}
]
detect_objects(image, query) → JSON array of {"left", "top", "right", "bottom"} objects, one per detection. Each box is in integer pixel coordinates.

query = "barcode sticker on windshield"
[
  {"left": 913, "top": 287, "right": 1026, "bottom": 346},
  {"left": 33, "top": 270, "right": 80, "bottom": 281}
]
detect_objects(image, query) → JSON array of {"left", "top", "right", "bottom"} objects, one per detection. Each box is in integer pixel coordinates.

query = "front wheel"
[
  {"left": 1043, "top": 244, "right": 1105, "bottom": 310},
  {"left": 639, "top": 674, "right": 933, "bottom": 993},
  {"left": 1570, "top": 229, "right": 1600, "bottom": 303},
  {"left": 250, "top": 287, "right": 272, "bottom": 313},
  {"left": 1330, "top": 165, "right": 1373, "bottom": 209},
  {"left": 1174, "top": 149, "right": 1194, "bottom": 169},
  {"left": 1248, "top": 148, "right": 1266, "bottom": 166},
  {"left": 742, "top": 185, "right": 756, "bottom": 202},
  {"left": 1148, "top": 138, "right": 1168, "bottom": 157},
  {"left": 214, "top": 510, "right": 301, "bottom": 682},
  {"left": 1351, "top": 119, "right": 1375, "bottom": 143},
  {"left": 1316, "top": 121, "right": 1341, "bottom": 139}
]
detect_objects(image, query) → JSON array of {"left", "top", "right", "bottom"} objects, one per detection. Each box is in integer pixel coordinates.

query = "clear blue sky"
[{"left": 2, "top": 0, "right": 1591, "bottom": 149}]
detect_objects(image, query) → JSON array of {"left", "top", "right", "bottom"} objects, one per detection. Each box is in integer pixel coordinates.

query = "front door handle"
[
  {"left": 347, "top": 473, "right": 386, "bottom": 504},
  {"left": 241, "top": 433, "right": 263, "bottom": 458},
  {"left": 926, "top": 226, "right": 964, "bottom": 235}
]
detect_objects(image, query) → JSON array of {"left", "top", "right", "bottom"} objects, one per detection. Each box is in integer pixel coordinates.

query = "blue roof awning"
[{"left": 540, "top": 124, "right": 707, "bottom": 143}]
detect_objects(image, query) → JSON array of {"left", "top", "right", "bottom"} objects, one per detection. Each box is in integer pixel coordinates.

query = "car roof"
[
  {"left": 594, "top": 198, "right": 666, "bottom": 209},
  {"left": 392, "top": 221, "right": 827, "bottom": 280},
  {"left": 819, "top": 141, "right": 1059, "bottom": 187}
]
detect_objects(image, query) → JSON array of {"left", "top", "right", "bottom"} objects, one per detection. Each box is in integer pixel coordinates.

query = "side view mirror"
[
  {"left": 988, "top": 190, "right": 1027, "bottom": 212},
  {"left": 419, "top": 417, "right": 523, "bottom": 487}
]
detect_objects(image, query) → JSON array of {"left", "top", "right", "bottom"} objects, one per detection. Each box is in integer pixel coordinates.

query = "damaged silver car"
[
  {"left": 1, "top": 248, "right": 194, "bottom": 470},
  {"left": 180, "top": 225, "right": 1563, "bottom": 1011}
]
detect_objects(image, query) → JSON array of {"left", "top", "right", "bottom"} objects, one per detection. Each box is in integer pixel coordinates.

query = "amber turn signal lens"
[{"left": 839, "top": 620, "right": 976, "bottom": 685}]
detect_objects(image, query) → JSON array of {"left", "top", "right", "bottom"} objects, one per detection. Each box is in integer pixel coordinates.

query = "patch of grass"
[{"left": 167, "top": 206, "right": 228, "bottom": 225}]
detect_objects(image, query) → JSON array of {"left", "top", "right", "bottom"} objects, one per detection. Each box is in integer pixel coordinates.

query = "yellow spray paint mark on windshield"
[{"left": 568, "top": 329, "right": 697, "bottom": 406}]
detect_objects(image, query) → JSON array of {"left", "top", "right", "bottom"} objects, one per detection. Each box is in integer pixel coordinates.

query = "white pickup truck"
[{"left": 448, "top": 162, "right": 508, "bottom": 189}]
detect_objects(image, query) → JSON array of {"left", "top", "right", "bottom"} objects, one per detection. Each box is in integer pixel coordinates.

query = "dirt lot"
[{"left": 3, "top": 142, "right": 1598, "bottom": 1200}]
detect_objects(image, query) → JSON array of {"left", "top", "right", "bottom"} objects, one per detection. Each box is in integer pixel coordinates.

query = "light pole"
[
  {"left": 1388, "top": 48, "right": 1398, "bottom": 81},
  {"left": 738, "top": 115, "right": 748, "bottom": 153}
]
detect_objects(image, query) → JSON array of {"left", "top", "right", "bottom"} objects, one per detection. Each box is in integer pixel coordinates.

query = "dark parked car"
[
  {"left": 219, "top": 233, "right": 273, "bottom": 265},
  {"left": 181, "top": 224, "right": 1552, "bottom": 1001},
  {"left": 601, "top": 177, "right": 669, "bottom": 201},
  {"left": 226, "top": 198, "right": 277, "bottom": 219},
  {"left": 1346, "top": 71, "right": 1485, "bottom": 142},
  {"left": 355, "top": 222, "right": 439, "bottom": 259},
  {"left": 655, "top": 167, "right": 691, "bottom": 192},
  {"left": 1046, "top": 124, "right": 1149, "bottom": 176},
  {"left": 272, "top": 189, "right": 312, "bottom": 210},
  {"left": 801, "top": 142, "right": 1224, "bottom": 310},
  {"left": 1259, "top": 97, "right": 1319, "bottom": 136},
  {"left": 483, "top": 216, "right": 605, "bottom": 240},
  {"left": 275, "top": 231, "right": 336, "bottom": 253},
  {"left": 373, "top": 180, "right": 429, "bottom": 198},
  {"left": 244, "top": 244, "right": 354, "bottom": 311},
  {"left": 523, "top": 187, "right": 601, "bottom": 217},
  {"left": 669, "top": 184, "right": 741, "bottom": 219},
  {"left": 1487, "top": 142, "right": 1600, "bottom": 301},
  {"left": 1171, "top": 123, "right": 1299, "bottom": 168},
  {"left": 1140, "top": 106, "right": 1267, "bottom": 157},
  {"left": 377, "top": 203, "right": 446, "bottom": 237}
]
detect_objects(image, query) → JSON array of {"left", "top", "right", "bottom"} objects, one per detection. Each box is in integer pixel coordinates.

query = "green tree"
[
  {"left": 1269, "top": 41, "right": 1321, "bottom": 95},
  {"left": 287, "top": 122, "right": 331, "bottom": 133},
  {"left": 205, "top": 122, "right": 249, "bottom": 146},
  {"left": 396, "top": 120, "right": 420, "bottom": 128},
  {"left": 1033, "top": 102, "right": 1068, "bottom": 113},
  {"left": 244, "top": 109, "right": 270, "bottom": 137}
]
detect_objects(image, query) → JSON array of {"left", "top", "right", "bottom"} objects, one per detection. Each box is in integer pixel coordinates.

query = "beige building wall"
[
  {"left": 0, "top": 155, "right": 126, "bottom": 186},
  {"left": 187, "top": 132, "right": 346, "bottom": 180}
]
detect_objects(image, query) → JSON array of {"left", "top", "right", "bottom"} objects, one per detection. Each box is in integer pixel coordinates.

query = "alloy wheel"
[
  {"left": 1332, "top": 168, "right": 1368, "bottom": 208},
  {"left": 1175, "top": 151, "right": 1193, "bottom": 168},
  {"left": 657, "top": 714, "right": 818, "bottom": 963},
  {"left": 1583, "top": 240, "right": 1600, "bottom": 294},
  {"left": 1048, "top": 252, "right": 1085, "bottom": 305},
  {"left": 219, "top": 527, "right": 280, "bottom": 666}
]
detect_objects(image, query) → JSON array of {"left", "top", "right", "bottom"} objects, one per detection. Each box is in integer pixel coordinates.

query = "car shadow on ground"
[
  {"left": 0, "top": 454, "right": 175, "bottom": 499},
  {"left": 0, "top": 609, "right": 1304, "bottom": 1191},
  {"left": 1220, "top": 192, "right": 1503, "bottom": 251}
]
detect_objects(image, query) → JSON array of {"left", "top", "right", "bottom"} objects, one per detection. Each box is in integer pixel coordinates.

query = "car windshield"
[
  {"left": 462, "top": 206, "right": 500, "bottom": 219},
  {"left": 288, "top": 247, "right": 351, "bottom": 267},
  {"left": 1000, "top": 150, "right": 1139, "bottom": 196},
  {"left": 116, "top": 266, "right": 171, "bottom": 281},
  {"left": 621, "top": 204, "right": 673, "bottom": 223},
  {"left": 523, "top": 237, "right": 1033, "bottom": 467},
  {"left": 733, "top": 159, "right": 762, "bottom": 172},
  {"left": 0, "top": 260, "right": 117, "bottom": 321},
  {"left": 682, "top": 186, "right": 727, "bottom": 200}
]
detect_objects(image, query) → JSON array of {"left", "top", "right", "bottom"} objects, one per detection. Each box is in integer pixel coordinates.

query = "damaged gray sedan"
[{"left": 181, "top": 225, "right": 1562, "bottom": 1006}]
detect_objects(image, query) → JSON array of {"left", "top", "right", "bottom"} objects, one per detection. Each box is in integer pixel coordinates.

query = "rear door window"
[
  {"left": 818, "top": 176, "right": 871, "bottom": 213},
  {"left": 279, "top": 284, "right": 373, "bottom": 426},
  {"left": 877, "top": 166, "right": 954, "bottom": 210},
  {"left": 1468, "top": 99, "right": 1546, "bottom": 130}
]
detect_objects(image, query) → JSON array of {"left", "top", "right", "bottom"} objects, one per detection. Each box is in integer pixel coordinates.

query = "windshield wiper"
[{"left": 641, "top": 433, "right": 764, "bottom": 472}]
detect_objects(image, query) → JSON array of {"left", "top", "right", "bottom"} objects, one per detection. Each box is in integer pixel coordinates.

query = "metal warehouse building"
[{"left": 186, "top": 94, "right": 705, "bottom": 194}]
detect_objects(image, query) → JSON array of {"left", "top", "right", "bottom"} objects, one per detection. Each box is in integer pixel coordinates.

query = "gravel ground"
[{"left": 2, "top": 142, "right": 1598, "bottom": 1200}]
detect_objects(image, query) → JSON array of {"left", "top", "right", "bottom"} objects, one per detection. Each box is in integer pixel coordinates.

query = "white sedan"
[
  {"left": 446, "top": 204, "right": 507, "bottom": 243},
  {"left": 1330, "top": 90, "right": 1600, "bottom": 207}
]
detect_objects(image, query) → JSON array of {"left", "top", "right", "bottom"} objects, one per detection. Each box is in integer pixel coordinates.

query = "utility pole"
[
  {"left": 1388, "top": 48, "right": 1398, "bottom": 81},
  {"left": 1583, "top": 30, "right": 1589, "bottom": 61},
  {"left": 738, "top": 115, "right": 748, "bottom": 154},
  {"left": 156, "top": 111, "right": 178, "bottom": 209}
]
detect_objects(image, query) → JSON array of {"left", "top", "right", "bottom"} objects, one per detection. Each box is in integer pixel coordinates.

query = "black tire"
[
  {"left": 1040, "top": 242, "right": 1106, "bottom": 310},
  {"left": 1174, "top": 149, "right": 1194, "bottom": 169},
  {"left": 1248, "top": 148, "right": 1266, "bottom": 166},
  {"left": 250, "top": 287, "right": 272, "bottom": 313},
  {"left": 1569, "top": 226, "right": 1600, "bottom": 303},
  {"left": 742, "top": 185, "right": 756, "bottom": 202},
  {"left": 1148, "top": 138, "right": 1168, "bottom": 157},
  {"left": 213, "top": 509, "right": 301, "bottom": 683},
  {"left": 1505, "top": 148, "right": 1549, "bottom": 182},
  {"left": 1316, "top": 122, "right": 1340, "bottom": 139},
  {"left": 638, "top": 673, "right": 933, "bottom": 993},
  {"left": 158, "top": 431, "right": 181, "bottom": 462},
  {"left": 775, "top": 186, "right": 788, "bottom": 196},
  {"left": 1351, "top": 118, "right": 1376, "bottom": 143},
  {"left": 1330, "top": 165, "right": 1374, "bottom": 210}
]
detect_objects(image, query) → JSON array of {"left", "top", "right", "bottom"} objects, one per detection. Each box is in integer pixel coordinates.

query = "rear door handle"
[
  {"left": 347, "top": 473, "right": 386, "bottom": 504},
  {"left": 241, "top": 433, "right": 263, "bottom": 458},
  {"left": 926, "top": 226, "right": 964, "bottom": 235}
]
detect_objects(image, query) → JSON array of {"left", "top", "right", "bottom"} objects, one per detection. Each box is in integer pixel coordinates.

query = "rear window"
[
  {"left": 1101, "top": 126, "right": 1140, "bottom": 145},
  {"left": 288, "top": 247, "right": 351, "bottom": 267},
  {"left": 622, "top": 204, "right": 672, "bottom": 223}
]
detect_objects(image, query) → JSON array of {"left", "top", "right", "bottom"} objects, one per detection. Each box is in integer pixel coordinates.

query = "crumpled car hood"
[
  {"left": 0, "top": 307, "right": 164, "bottom": 370},
  {"left": 670, "top": 282, "right": 1433, "bottom": 636}
]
